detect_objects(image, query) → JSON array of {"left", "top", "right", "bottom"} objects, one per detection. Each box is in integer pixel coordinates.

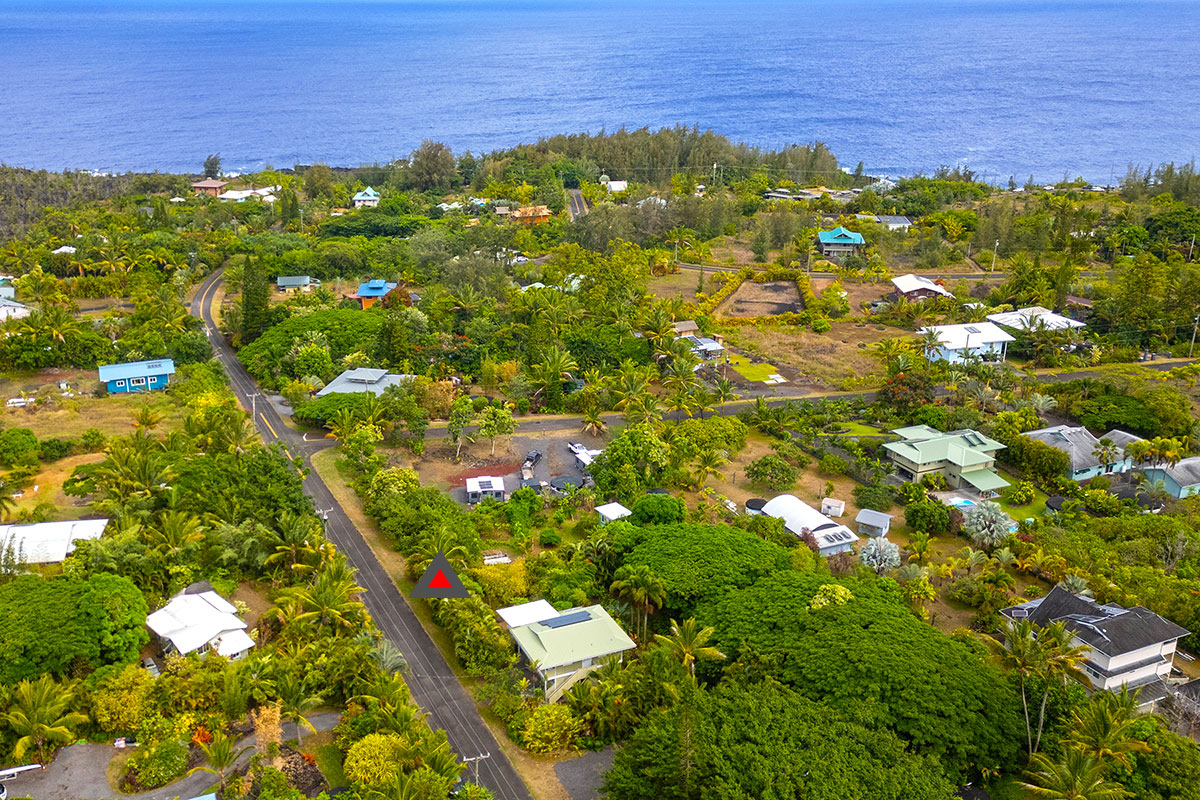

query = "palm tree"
[
  {"left": 325, "top": 406, "right": 361, "bottom": 441},
  {"left": 1019, "top": 750, "right": 1129, "bottom": 800},
  {"left": 581, "top": 408, "right": 608, "bottom": 437},
  {"left": 999, "top": 618, "right": 1046, "bottom": 755},
  {"left": 906, "top": 530, "right": 933, "bottom": 564},
  {"left": 653, "top": 618, "right": 725, "bottom": 677},
  {"left": 1092, "top": 438, "right": 1120, "bottom": 472},
  {"left": 133, "top": 404, "right": 166, "bottom": 432},
  {"left": 193, "top": 729, "right": 252, "bottom": 794},
  {"left": 1, "top": 675, "right": 88, "bottom": 763},
  {"left": 692, "top": 449, "right": 727, "bottom": 487},
  {"left": 712, "top": 377, "right": 739, "bottom": 405},
  {"left": 610, "top": 564, "right": 666, "bottom": 641},
  {"left": 281, "top": 558, "right": 367, "bottom": 634},
  {"left": 1067, "top": 691, "right": 1149, "bottom": 771},
  {"left": 666, "top": 387, "right": 700, "bottom": 420},
  {"left": 0, "top": 489, "right": 17, "bottom": 522},
  {"left": 1035, "top": 620, "right": 1091, "bottom": 752},
  {"left": 535, "top": 345, "right": 578, "bottom": 401},
  {"left": 1058, "top": 573, "right": 1093, "bottom": 596},
  {"left": 275, "top": 670, "right": 324, "bottom": 750}
]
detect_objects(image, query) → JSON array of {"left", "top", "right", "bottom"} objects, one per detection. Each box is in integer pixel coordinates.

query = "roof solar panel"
[
  {"left": 478, "top": 480, "right": 492, "bottom": 490},
  {"left": 543, "top": 610, "right": 591, "bottom": 628},
  {"left": 965, "top": 326, "right": 980, "bottom": 333}
]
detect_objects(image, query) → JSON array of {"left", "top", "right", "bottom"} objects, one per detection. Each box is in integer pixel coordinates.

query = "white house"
[
  {"left": 316, "top": 368, "right": 416, "bottom": 397},
  {"left": 920, "top": 322, "right": 1015, "bottom": 364},
  {"left": 0, "top": 518, "right": 109, "bottom": 564},
  {"left": 466, "top": 476, "right": 506, "bottom": 504},
  {"left": 987, "top": 306, "right": 1085, "bottom": 332},
  {"left": 602, "top": 179, "right": 628, "bottom": 193},
  {"left": 508, "top": 604, "right": 636, "bottom": 701},
  {"left": 147, "top": 589, "right": 255, "bottom": 660},
  {"left": 353, "top": 186, "right": 381, "bottom": 208},
  {"left": 761, "top": 494, "right": 858, "bottom": 557},
  {"left": 1002, "top": 587, "right": 1189, "bottom": 708},
  {"left": 874, "top": 214, "right": 912, "bottom": 231},
  {"left": 596, "top": 502, "right": 631, "bottom": 525},
  {"left": 0, "top": 297, "right": 31, "bottom": 321},
  {"left": 892, "top": 273, "right": 954, "bottom": 302}
]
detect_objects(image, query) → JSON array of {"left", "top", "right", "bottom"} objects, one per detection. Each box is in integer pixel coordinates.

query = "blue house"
[
  {"left": 352, "top": 279, "right": 397, "bottom": 309},
  {"left": 1143, "top": 458, "right": 1200, "bottom": 500},
  {"left": 99, "top": 359, "right": 176, "bottom": 394},
  {"left": 817, "top": 226, "right": 865, "bottom": 258}
]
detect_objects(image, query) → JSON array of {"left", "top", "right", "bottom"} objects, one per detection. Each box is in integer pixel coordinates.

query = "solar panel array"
[
  {"left": 542, "top": 610, "right": 591, "bottom": 629},
  {"left": 478, "top": 479, "right": 493, "bottom": 490}
]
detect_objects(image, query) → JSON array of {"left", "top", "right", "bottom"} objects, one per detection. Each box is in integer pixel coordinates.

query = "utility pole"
[
  {"left": 1190, "top": 316, "right": 1199, "bottom": 358},
  {"left": 462, "top": 752, "right": 491, "bottom": 783},
  {"left": 1189, "top": 233, "right": 1196, "bottom": 261},
  {"left": 250, "top": 392, "right": 259, "bottom": 419},
  {"left": 990, "top": 240, "right": 999, "bottom": 272}
]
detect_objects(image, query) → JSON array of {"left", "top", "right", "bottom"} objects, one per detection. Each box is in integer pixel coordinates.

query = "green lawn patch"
[
  {"left": 315, "top": 743, "right": 347, "bottom": 788},
  {"left": 995, "top": 479, "right": 1049, "bottom": 522},
  {"left": 727, "top": 353, "right": 780, "bottom": 382}
]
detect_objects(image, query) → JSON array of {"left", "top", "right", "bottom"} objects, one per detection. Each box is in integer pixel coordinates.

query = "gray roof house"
[
  {"left": 1024, "top": 424, "right": 1135, "bottom": 482},
  {"left": 316, "top": 368, "right": 416, "bottom": 397},
  {"left": 1144, "top": 457, "right": 1200, "bottom": 500},
  {"left": 276, "top": 275, "right": 319, "bottom": 292},
  {"left": 1002, "top": 586, "right": 1189, "bottom": 708},
  {"left": 854, "top": 508, "right": 892, "bottom": 538}
]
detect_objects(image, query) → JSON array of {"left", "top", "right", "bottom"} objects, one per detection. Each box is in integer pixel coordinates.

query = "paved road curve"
[
  {"left": 190, "top": 272, "right": 532, "bottom": 800},
  {"left": 565, "top": 189, "right": 587, "bottom": 221}
]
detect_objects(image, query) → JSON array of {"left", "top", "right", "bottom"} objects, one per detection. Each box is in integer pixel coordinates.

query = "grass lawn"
[
  {"left": 822, "top": 420, "right": 883, "bottom": 437},
  {"left": 727, "top": 352, "right": 780, "bottom": 382},
  {"left": 0, "top": 391, "right": 184, "bottom": 440},
  {"left": 995, "top": 482, "right": 1049, "bottom": 522},
  {"left": 314, "top": 741, "right": 348, "bottom": 788}
]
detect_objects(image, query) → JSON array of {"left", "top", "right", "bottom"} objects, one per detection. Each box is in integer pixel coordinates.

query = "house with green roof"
[
  {"left": 883, "top": 425, "right": 1009, "bottom": 498},
  {"left": 817, "top": 226, "right": 865, "bottom": 258},
  {"left": 352, "top": 186, "right": 380, "bottom": 208},
  {"left": 506, "top": 604, "right": 636, "bottom": 702}
]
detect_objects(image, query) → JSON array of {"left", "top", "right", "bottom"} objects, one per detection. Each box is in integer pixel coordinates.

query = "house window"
[
  {"left": 116, "top": 380, "right": 126, "bottom": 387},
  {"left": 130, "top": 377, "right": 147, "bottom": 387}
]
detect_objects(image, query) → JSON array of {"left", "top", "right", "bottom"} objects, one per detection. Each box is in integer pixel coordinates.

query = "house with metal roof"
[
  {"left": 351, "top": 279, "right": 397, "bottom": 309},
  {"left": 596, "top": 502, "right": 632, "bottom": 525},
  {"left": 508, "top": 604, "right": 636, "bottom": 701},
  {"left": 1024, "top": 424, "right": 1135, "bottom": 482},
  {"left": 315, "top": 367, "right": 416, "bottom": 398},
  {"left": 680, "top": 334, "right": 724, "bottom": 360},
  {"left": 276, "top": 275, "right": 319, "bottom": 292},
  {"left": 353, "top": 186, "right": 380, "bottom": 208},
  {"left": 191, "top": 178, "right": 228, "bottom": 196},
  {"left": 987, "top": 306, "right": 1086, "bottom": 332},
  {"left": 854, "top": 508, "right": 893, "bottom": 538},
  {"left": 496, "top": 600, "right": 559, "bottom": 629},
  {"left": 892, "top": 273, "right": 954, "bottom": 302},
  {"left": 816, "top": 226, "right": 865, "bottom": 258},
  {"left": 0, "top": 518, "right": 108, "bottom": 564},
  {"left": 760, "top": 495, "right": 858, "bottom": 557},
  {"left": 466, "top": 476, "right": 506, "bottom": 504},
  {"left": 1002, "top": 586, "right": 1189, "bottom": 708},
  {"left": 98, "top": 359, "right": 176, "bottom": 394},
  {"left": 874, "top": 214, "right": 912, "bottom": 231},
  {"left": 883, "top": 426, "right": 1009, "bottom": 497},
  {"left": 147, "top": 589, "right": 255, "bottom": 660},
  {"left": 0, "top": 296, "right": 31, "bottom": 321},
  {"left": 919, "top": 322, "right": 1015, "bottom": 364},
  {"left": 1143, "top": 456, "right": 1200, "bottom": 499}
]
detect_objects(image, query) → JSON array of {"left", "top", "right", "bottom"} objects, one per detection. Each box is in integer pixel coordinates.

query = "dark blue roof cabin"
[{"left": 98, "top": 359, "right": 176, "bottom": 394}]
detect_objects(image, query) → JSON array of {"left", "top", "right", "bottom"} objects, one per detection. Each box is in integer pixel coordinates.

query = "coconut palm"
[
  {"left": 275, "top": 670, "right": 324, "bottom": 750},
  {"left": 1092, "top": 438, "right": 1120, "bottom": 471},
  {"left": 281, "top": 558, "right": 366, "bottom": 634},
  {"left": 324, "top": 406, "right": 361, "bottom": 441},
  {"left": 654, "top": 618, "right": 725, "bottom": 677},
  {"left": 610, "top": 564, "right": 666, "bottom": 641},
  {"left": 712, "top": 377, "right": 739, "bottom": 405},
  {"left": 1019, "top": 750, "right": 1129, "bottom": 800},
  {"left": 906, "top": 530, "right": 933, "bottom": 564},
  {"left": 1067, "top": 691, "right": 1149, "bottom": 771},
  {"left": 692, "top": 449, "right": 728, "bottom": 487},
  {"left": 193, "top": 730, "right": 252, "bottom": 794},
  {"left": 132, "top": 403, "right": 166, "bottom": 432},
  {"left": 1, "top": 675, "right": 88, "bottom": 763},
  {"left": 581, "top": 408, "right": 607, "bottom": 437}
]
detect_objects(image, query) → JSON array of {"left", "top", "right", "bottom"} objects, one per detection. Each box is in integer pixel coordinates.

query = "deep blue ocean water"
[{"left": 1, "top": 0, "right": 1197, "bottom": 181}]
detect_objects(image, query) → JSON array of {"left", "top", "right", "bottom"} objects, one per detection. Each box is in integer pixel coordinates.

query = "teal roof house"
[
  {"left": 99, "top": 359, "right": 176, "bottom": 394},
  {"left": 817, "top": 226, "right": 865, "bottom": 258},
  {"left": 507, "top": 604, "right": 635, "bottom": 702},
  {"left": 883, "top": 425, "right": 1009, "bottom": 497},
  {"left": 353, "top": 186, "right": 380, "bottom": 208}
]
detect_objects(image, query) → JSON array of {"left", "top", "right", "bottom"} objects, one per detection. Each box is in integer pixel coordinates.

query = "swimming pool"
[{"left": 947, "top": 497, "right": 977, "bottom": 509}]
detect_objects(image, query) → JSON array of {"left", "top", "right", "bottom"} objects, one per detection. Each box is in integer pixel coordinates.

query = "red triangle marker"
[{"left": 428, "top": 569, "right": 452, "bottom": 589}]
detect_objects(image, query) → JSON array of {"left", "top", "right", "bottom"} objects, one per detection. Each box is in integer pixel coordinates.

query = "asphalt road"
[
  {"left": 565, "top": 189, "right": 587, "bottom": 220},
  {"left": 190, "top": 272, "right": 532, "bottom": 800}
]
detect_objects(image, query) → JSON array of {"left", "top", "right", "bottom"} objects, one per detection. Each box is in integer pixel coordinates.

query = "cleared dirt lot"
[
  {"left": 717, "top": 280, "right": 804, "bottom": 317},
  {"left": 726, "top": 320, "right": 893, "bottom": 389}
]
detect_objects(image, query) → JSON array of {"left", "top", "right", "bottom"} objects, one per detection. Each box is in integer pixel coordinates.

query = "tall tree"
[
  {"left": 240, "top": 255, "right": 270, "bottom": 344},
  {"left": 203, "top": 153, "right": 221, "bottom": 179}
]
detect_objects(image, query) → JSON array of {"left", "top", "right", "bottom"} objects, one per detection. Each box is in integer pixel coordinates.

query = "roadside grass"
[{"left": 726, "top": 352, "right": 779, "bottom": 382}]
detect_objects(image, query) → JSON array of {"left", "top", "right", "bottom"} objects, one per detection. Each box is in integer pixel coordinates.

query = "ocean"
[{"left": 1, "top": 0, "right": 1197, "bottom": 181}]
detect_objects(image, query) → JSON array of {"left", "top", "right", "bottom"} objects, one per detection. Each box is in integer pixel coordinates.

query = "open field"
[
  {"left": 10, "top": 451, "right": 104, "bottom": 520},
  {"left": 810, "top": 277, "right": 890, "bottom": 314},
  {"left": 0, "top": 380, "right": 184, "bottom": 440},
  {"left": 725, "top": 320, "right": 891, "bottom": 389},
  {"left": 717, "top": 280, "right": 803, "bottom": 317},
  {"left": 647, "top": 270, "right": 705, "bottom": 300}
]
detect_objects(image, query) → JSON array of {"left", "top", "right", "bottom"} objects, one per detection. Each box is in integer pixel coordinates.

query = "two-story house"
[
  {"left": 1002, "top": 586, "right": 1189, "bottom": 708},
  {"left": 816, "top": 226, "right": 864, "bottom": 258},
  {"left": 883, "top": 425, "right": 1009, "bottom": 498}
]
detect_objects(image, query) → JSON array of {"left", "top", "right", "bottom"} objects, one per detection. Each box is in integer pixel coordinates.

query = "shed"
[
  {"left": 596, "top": 502, "right": 631, "bottom": 525},
  {"left": 820, "top": 498, "right": 846, "bottom": 517},
  {"left": 497, "top": 599, "right": 559, "bottom": 628},
  {"left": 98, "top": 359, "right": 176, "bottom": 394},
  {"left": 276, "top": 275, "right": 318, "bottom": 292},
  {"left": 854, "top": 508, "right": 893, "bottom": 538}
]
